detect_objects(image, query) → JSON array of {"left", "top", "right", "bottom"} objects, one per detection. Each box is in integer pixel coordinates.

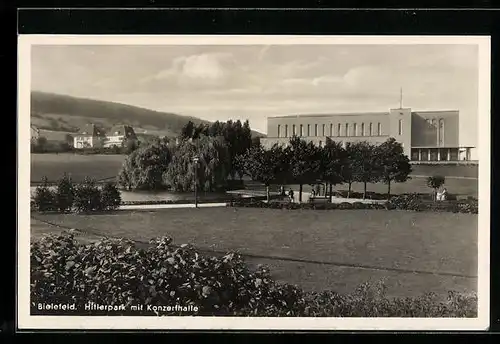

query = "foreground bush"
[{"left": 31, "top": 233, "right": 477, "bottom": 317}]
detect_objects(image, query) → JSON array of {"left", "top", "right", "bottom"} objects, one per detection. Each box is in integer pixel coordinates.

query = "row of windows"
[
  {"left": 277, "top": 122, "right": 393, "bottom": 138},
  {"left": 426, "top": 118, "right": 445, "bottom": 145}
]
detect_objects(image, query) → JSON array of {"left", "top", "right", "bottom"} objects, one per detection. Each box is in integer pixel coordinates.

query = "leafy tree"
[
  {"left": 342, "top": 142, "right": 357, "bottom": 198},
  {"left": 181, "top": 119, "right": 254, "bottom": 180},
  {"left": 251, "top": 136, "right": 261, "bottom": 148},
  {"left": 36, "top": 137, "right": 48, "bottom": 152},
  {"left": 163, "top": 136, "right": 230, "bottom": 192},
  {"left": 74, "top": 177, "right": 102, "bottom": 212},
  {"left": 33, "top": 177, "right": 56, "bottom": 212},
  {"left": 427, "top": 175, "right": 445, "bottom": 201},
  {"left": 181, "top": 121, "right": 195, "bottom": 139},
  {"left": 351, "top": 141, "right": 381, "bottom": 200},
  {"left": 117, "top": 140, "right": 172, "bottom": 190},
  {"left": 123, "top": 138, "right": 139, "bottom": 154},
  {"left": 101, "top": 182, "right": 122, "bottom": 210},
  {"left": 319, "top": 139, "right": 348, "bottom": 202},
  {"left": 376, "top": 138, "right": 412, "bottom": 199},
  {"left": 286, "top": 136, "right": 322, "bottom": 203},
  {"left": 239, "top": 143, "right": 288, "bottom": 202},
  {"left": 193, "top": 123, "right": 210, "bottom": 139},
  {"left": 55, "top": 173, "right": 75, "bottom": 212}
]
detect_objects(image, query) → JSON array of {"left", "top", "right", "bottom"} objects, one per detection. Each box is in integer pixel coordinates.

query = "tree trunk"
[
  {"left": 387, "top": 180, "right": 391, "bottom": 200},
  {"left": 363, "top": 182, "right": 367, "bottom": 200},
  {"left": 266, "top": 185, "right": 270, "bottom": 203},
  {"left": 299, "top": 184, "right": 303, "bottom": 203},
  {"left": 329, "top": 183, "right": 333, "bottom": 203},
  {"left": 348, "top": 182, "right": 352, "bottom": 198}
]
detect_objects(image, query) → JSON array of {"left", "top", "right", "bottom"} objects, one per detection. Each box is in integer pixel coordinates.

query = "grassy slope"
[
  {"left": 32, "top": 208, "right": 477, "bottom": 298},
  {"left": 31, "top": 91, "right": 266, "bottom": 139}
]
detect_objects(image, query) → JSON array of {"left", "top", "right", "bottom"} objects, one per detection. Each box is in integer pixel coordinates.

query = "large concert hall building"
[{"left": 260, "top": 107, "right": 476, "bottom": 162}]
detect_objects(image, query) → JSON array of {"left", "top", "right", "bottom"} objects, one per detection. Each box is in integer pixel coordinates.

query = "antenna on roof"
[{"left": 399, "top": 87, "right": 403, "bottom": 109}]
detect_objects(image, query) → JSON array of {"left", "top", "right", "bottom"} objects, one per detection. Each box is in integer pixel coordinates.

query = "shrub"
[
  {"left": 32, "top": 177, "right": 57, "bottom": 212},
  {"left": 100, "top": 182, "right": 122, "bottom": 211},
  {"left": 387, "top": 193, "right": 423, "bottom": 211},
  {"left": 351, "top": 202, "right": 366, "bottom": 209},
  {"left": 30, "top": 233, "right": 477, "bottom": 317},
  {"left": 55, "top": 174, "right": 75, "bottom": 212},
  {"left": 337, "top": 202, "right": 354, "bottom": 210},
  {"left": 73, "top": 177, "right": 102, "bottom": 213},
  {"left": 456, "top": 199, "right": 479, "bottom": 214}
]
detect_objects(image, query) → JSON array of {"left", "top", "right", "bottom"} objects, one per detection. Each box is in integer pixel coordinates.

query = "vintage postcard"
[{"left": 17, "top": 35, "right": 490, "bottom": 331}]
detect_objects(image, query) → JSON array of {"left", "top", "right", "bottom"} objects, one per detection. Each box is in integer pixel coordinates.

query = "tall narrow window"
[
  {"left": 431, "top": 119, "right": 437, "bottom": 144},
  {"left": 307, "top": 124, "right": 311, "bottom": 136},
  {"left": 330, "top": 123, "right": 333, "bottom": 136},
  {"left": 277, "top": 125, "right": 281, "bottom": 138},
  {"left": 300, "top": 124, "right": 304, "bottom": 137},
  {"left": 377, "top": 123, "right": 381, "bottom": 136},
  {"left": 345, "top": 123, "right": 349, "bottom": 136},
  {"left": 361, "top": 123, "right": 365, "bottom": 136},
  {"left": 398, "top": 119, "right": 403, "bottom": 136},
  {"left": 284, "top": 125, "right": 288, "bottom": 137},
  {"left": 338, "top": 123, "right": 341, "bottom": 136},
  {"left": 353, "top": 123, "right": 358, "bottom": 136},
  {"left": 314, "top": 124, "right": 318, "bottom": 136},
  {"left": 292, "top": 124, "right": 296, "bottom": 136},
  {"left": 322, "top": 124, "right": 326, "bottom": 136},
  {"left": 439, "top": 119, "right": 445, "bottom": 146},
  {"left": 369, "top": 123, "right": 373, "bottom": 136}
]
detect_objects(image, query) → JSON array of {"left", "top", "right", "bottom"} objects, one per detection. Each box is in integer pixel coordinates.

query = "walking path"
[
  {"left": 118, "top": 203, "right": 228, "bottom": 210},
  {"left": 409, "top": 174, "right": 478, "bottom": 180}
]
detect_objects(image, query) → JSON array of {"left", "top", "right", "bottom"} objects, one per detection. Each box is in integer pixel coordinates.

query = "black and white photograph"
[{"left": 17, "top": 35, "right": 490, "bottom": 330}]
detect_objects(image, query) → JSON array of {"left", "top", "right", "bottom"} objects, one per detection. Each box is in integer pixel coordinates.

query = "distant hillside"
[{"left": 31, "top": 91, "right": 265, "bottom": 139}]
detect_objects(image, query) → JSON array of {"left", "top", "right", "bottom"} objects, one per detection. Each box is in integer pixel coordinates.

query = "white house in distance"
[
  {"left": 103, "top": 125, "right": 137, "bottom": 148},
  {"left": 73, "top": 124, "right": 106, "bottom": 148},
  {"left": 73, "top": 124, "right": 137, "bottom": 149}
]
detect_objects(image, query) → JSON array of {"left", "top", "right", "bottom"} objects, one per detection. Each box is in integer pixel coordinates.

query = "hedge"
[
  {"left": 32, "top": 176, "right": 122, "bottom": 213},
  {"left": 31, "top": 233, "right": 477, "bottom": 317},
  {"left": 228, "top": 194, "right": 478, "bottom": 214}
]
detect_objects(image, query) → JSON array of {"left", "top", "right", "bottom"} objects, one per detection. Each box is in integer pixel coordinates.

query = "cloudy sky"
[{"left": 31, "top": 44, "right": 479, "bottom": 146}]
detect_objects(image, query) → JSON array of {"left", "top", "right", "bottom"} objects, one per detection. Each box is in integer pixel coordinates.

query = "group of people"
[
  {"left": 279, "top": 185, "right": 295, "bottom": 203},
  {"left": 436, "top": 187, "right": 448, "bottom": 201}
]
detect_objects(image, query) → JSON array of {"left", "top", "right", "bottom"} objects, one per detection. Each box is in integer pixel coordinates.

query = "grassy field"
[
  {"left": 31, "top": 208, "right": 477, "bottom": 298},
  {"left": 31, "top": 153, "right": 125, "bottom": 183}
]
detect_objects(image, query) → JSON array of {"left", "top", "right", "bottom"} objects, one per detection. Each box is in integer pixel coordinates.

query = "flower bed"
[{"left": 30, "top": 233, "right": 477, "bottom": 317}]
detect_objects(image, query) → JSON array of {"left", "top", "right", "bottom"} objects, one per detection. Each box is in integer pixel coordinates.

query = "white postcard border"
[{"left": 17, "top": 34, "right": 491, "bottom": 331}]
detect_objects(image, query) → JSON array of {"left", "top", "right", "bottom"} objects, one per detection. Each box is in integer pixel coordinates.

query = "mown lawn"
[
  {"left": 31, "top": 207, "right": 478, "bottom": 298},
  {"left": 31, "top": 153, "right": 125, "bottom": 183}
]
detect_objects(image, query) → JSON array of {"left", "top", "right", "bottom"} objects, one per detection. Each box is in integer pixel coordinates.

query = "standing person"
[{"left": 288, "top": 189, "right": 294, "bottom": 203}]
